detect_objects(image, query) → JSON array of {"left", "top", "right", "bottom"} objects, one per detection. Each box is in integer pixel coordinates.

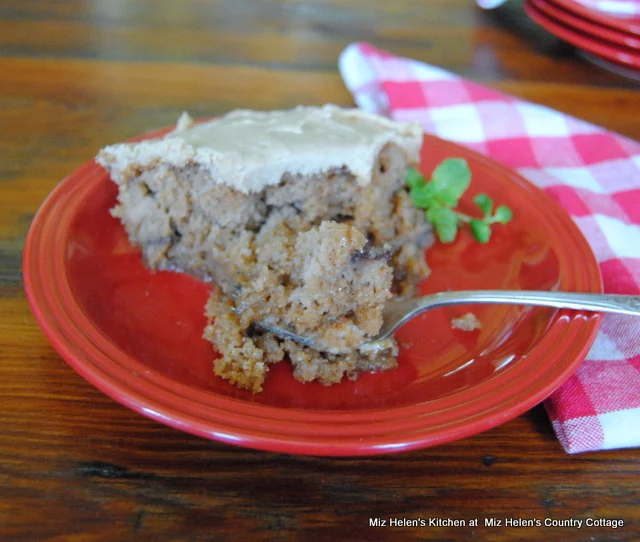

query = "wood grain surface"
[{"left": 1, "top": 0, "right": 638, "bottom": 540}]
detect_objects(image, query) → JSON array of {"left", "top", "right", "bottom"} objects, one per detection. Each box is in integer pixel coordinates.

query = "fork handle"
[
  {"left": 420, "top": 290, "right": 640, "bottom": 316},
  {"left": 382, "top": 290, "right": 640, "bottom": 339}
]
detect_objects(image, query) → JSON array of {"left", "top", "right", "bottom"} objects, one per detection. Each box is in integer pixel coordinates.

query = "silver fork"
[{"left": 257, "top": 290, "right": 640, "bottom": 349}]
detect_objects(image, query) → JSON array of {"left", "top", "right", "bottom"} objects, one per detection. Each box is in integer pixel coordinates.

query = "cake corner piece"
[{"left": 96, "top": 105, "right": 433, "bottom": 393}]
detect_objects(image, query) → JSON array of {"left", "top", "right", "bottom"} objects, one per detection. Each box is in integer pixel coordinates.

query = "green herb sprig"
[{"left": 406, "top": 158, "right": 513, "bottom": 244}]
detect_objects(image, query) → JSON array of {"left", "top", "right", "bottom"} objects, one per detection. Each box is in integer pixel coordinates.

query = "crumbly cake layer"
[
  {"left": 97, "top": 108, "right": 433, "bottom": 393},
  {"left": 205, "top": 286, "right": 399, "bottom": 393}
]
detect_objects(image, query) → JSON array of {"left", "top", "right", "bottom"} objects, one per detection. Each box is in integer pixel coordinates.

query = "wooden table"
[{"left": 2, "top": 1, "right": 638, "bottom": 540}]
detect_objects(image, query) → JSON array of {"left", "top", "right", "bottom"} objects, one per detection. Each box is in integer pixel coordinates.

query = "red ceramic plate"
[
  {"left": 526, "top": 1, "right": 640, "bottom": 69},
  {"left": 550, "top": 0, "right": 640, "bottom": 35},
  {"left": 578, "top": 49, "right": 640, "bottom": 80},
  {"left": 537, "top": 0, "right": 640, "bottom": 49},
  {"left": 24, "top": 129, "right": 602, "bottom": 456}
]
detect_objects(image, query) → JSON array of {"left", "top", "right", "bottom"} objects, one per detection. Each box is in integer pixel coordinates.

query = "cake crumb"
[{"left": 451, "top": 312, "right": 482, "bottom": 331}]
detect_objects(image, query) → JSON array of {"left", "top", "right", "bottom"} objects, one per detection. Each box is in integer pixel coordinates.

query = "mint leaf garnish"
[
  {"left": 493, "top": 205, "right": 513, "bottom": 224},
  {"left": 473, "top": 193, "right": 493, "bottom": 217},
  {"left": 431, "top": 158, "right": 471, "bottom": 206},
  {"left": 406, "top": 159, "right": 513, "bottom": 244},
  {"left": 427, "top": 205, "right": 459, "bottom": 244},
  {"left": 470, "top": 218, "right": 491, "bottom": 243},
  {"left": 410, "top": 182, "right": 437, "bottom": 208},
  {"left": 405, "top": 167, "right": 426, "bottom": 189}
]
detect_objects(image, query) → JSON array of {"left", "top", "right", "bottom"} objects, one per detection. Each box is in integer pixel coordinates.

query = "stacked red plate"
[{"left": 524, "top": 0, "right": 640, "bottom": 78}]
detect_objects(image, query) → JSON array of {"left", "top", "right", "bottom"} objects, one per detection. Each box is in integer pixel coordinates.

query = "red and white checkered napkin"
[{"left": 338, "top": 43, "right": 640, "bottom": 453}]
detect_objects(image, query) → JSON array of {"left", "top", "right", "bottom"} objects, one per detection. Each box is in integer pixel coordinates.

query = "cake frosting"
[{"left": 96, "top": 105, "right": 423, "bottom": 194}]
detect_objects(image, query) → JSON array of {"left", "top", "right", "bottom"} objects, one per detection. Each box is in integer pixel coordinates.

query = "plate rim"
[
  {"left": 548, "top": 0, "right": 640, "bottom": 34},
  {"left": 534, "top": 0, "right": 640, "bottom": 48},
  {"left": 526, "top": 0, "right": 640, "bottom": 69},
  {"left": 23, "top": 131, "right": 603, "bottom": 456}
]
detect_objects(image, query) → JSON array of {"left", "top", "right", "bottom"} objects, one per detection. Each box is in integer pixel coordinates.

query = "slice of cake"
[{"left": 96, "top": 105, "right": 433, "bottom": 393}]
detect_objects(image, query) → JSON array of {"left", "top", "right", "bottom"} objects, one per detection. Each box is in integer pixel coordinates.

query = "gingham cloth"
[{"left": 338, "top": 43, "right": 640, "bottom": 453}]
